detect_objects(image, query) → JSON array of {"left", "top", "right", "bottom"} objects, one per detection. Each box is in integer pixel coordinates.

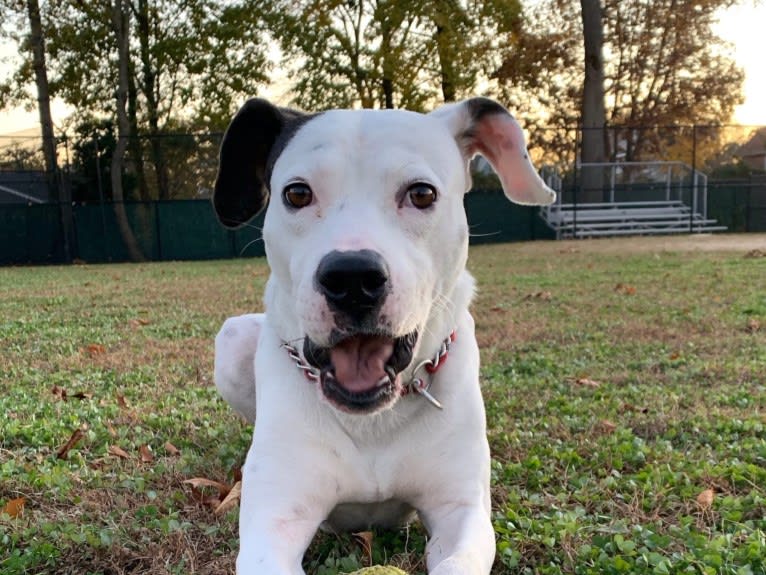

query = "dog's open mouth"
[{"left": 303, "top": 331, "right": 418, "bottom": 413}]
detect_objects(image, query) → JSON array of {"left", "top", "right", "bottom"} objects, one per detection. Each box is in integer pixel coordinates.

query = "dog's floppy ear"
[
  {"left": 430, "top": 97, "right": 556, "bottom": 205},
  {"left": 214, "top": 99, "right": 306, "bottom": 228}
]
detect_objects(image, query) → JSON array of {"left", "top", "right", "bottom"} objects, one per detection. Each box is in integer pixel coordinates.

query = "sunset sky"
[{"left": 0, "top": 3, "right": 764, "bottom": 135}]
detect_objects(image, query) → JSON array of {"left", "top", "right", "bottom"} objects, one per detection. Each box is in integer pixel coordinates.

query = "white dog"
[{"left": 213, "top": 97, "right": 555, "bottom": 574}]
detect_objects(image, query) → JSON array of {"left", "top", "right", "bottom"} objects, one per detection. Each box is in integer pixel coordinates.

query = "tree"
[
  {"left": 273, "top": 0, "right": 522, "bottom": 111},
  {"left": 2, "top": 0, "right": 272, "bottom": 196},
  {"left": 110, "top": 0, "right": 145, "bottom": 262},
  {"left": 496, "top": 0, "right": 745, "bottom": 169},
  {"left": 579, "top": 0, "right": 607, "bottom": 202}
]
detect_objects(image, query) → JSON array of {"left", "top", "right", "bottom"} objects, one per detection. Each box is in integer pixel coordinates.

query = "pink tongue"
[{"left": 329, "top": 335, "right": 395, "bottom": 393}]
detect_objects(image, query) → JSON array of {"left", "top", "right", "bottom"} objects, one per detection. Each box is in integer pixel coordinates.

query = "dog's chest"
[{"left": 323, "top": 499, "right": 417, "bottom": 533}]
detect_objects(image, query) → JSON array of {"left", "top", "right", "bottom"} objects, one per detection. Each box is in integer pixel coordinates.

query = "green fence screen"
[{"left": 1, "top": 191, "right": 552, "bottom": 265}]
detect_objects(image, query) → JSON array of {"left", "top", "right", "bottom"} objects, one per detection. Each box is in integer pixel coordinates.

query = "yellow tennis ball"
[{"left": 344, "top": 567, "right": 409, "bottom": 575}]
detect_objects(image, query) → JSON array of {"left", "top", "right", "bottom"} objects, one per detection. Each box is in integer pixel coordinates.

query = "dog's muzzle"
[{"left": 303, "top": 332, "right": 418, "bottom": 413}]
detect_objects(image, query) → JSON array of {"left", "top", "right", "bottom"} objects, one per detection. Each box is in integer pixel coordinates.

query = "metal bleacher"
[{"left": 540, "top": 161, "right": 727, "bottom": 239}]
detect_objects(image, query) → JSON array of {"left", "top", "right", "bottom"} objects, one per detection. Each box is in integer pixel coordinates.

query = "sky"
[{"left": 1, "top": 3, "right": 765, "bottom": 136}]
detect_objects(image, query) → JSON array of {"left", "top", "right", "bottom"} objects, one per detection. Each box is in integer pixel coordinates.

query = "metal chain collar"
[{"left": 281, "top": 330, "right": 456, "bottom": 410}]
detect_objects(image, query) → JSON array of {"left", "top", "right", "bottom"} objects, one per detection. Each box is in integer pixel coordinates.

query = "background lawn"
[{"left": 1, "top": 237, "right": 765, "bottom": 575}]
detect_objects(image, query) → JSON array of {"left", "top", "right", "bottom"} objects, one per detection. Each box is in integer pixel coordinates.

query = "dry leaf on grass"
[
  {"left": 2, "top": 497, "right": 26, "bottom": 519},
  {"left": 614, "top": 283, "right": 637, "bottom": 295},
  {"left": 57, "top": 427, "right": 86, "bottom": 460},
  {"left": 214, "top": 481, "right": 242, "bottom": 516},
  {"left": 164, "top": 441, "right": 180, "bottom": 456},
  {"left": 352, "top": 531, "right": 374, "bottom": 564},
  {"left": 696, "top": 489, "right": 715, "bottom": 509},
  {"left": 116, "top": 394, "right": 129, "bottom": 409},
  {"left": 598, "top": 420, "right": 617, "bottom": 434},
  {"left": 51, "top": 386, "right": 93, "bottom": 402},
  {"left": 138, "top": 444, "right": 154, "bottom": 463},
  {"left": 82, "top": 343, "right": 106, "bottom": 356},
  {"left": 184, "top": 477, "right": 234, "bottom": 512},
  {"left": 523, "top": 290, "right": 552, "bottom": 301},
  {"left": 108, "top": 445, "right": 130, "bottom": 459},
  {"left": 574, "top": 377, "right": 601, "bottom": 388},
  {"left": 746, "top": 318, "right": 761, "bottom": 333},
  {"left": 128, "top": 318, "right": 151, "bottom": 328}
]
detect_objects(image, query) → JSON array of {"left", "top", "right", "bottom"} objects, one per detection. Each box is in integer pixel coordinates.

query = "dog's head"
[{"left": 214, "top": 97, "right": 554, "bottom": 414}]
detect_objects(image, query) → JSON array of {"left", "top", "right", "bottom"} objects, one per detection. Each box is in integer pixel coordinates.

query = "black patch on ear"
[
  {"left": 213, "top": 99, "right": 316, "bottom": 229},
  {"left": 264, "top": 109, "right": 321, "bottom": 190},
  {"left": 464, "top": 97, "right": 509, "bottom": 122},
  {"left": 456, "top": 97, "right": 511, "bottom": 155}
]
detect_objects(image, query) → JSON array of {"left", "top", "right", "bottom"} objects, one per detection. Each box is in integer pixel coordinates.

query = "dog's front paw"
[{"left": 429, "top": 557, "right": 478, "bottom": 575}]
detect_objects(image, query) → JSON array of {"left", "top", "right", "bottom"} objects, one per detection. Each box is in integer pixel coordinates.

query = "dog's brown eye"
[
  {"left": 407, "top": 184, "right": 437, "bottom": 209},
  {"left": 283, "top": 183, "right": 313, "bottom": 209}
]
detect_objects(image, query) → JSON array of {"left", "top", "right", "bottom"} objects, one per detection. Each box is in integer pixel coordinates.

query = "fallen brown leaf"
[
  {"left": 746, "top": 318, "right": 761, "bottom": 333},
  {"left": 57, "top": 427, "right": 85, "bottom": 460},
  {"left": 183, "top": 477, "right": 231, "bottom": 496},
  {"left": 214, "top": 481, "right": 242, "bottom": 516},
  {"left": 575, "top": 377, "right": 601, "bottom": 388},
  {"left": 615, "top": 283, "right": 637, "bottom": 295},
  {"left": 2, "top": 497, "right": 26, "bottom": 519},
  {"left": 598, "top": 420, "right": 617, "bottom": 434},
  {"left": 184, "top": 477, "right": 232, "bottom": 511},
  {"left": 138, "top": 444, "right": 154, "bottom": 463},
  {"left": 352, "top": 530, "right": 374, "bottom": 564},
  {"left": 524, "top": 290, "right": 552, "bottom": 301},
  {"left": 51, "top": 385, "right": 67, "bottom": 400},
  {"left": 164, "top": 441, "right": 180, "bottom": 456},
  {"left": 108, "top": 445, "right": 130, "bottom": 459},
  {"left": 116, "top": 394, "right": 129, "bottom": 409},
  {"left": 697, "top": 488, "right": 715, "bottom": 509},
  {"left": 82, "top": 343, "right": 106, "bottom": 356}
]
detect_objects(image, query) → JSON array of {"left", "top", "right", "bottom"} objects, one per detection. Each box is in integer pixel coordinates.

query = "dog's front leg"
[
  {"left": 235, "top": 440, "right": 335, "bottom": 575},
  {"left": 214, "top": 313, "right": 264, "bottom": 424},
  {"left": 422, "top": 501, "right": 496, "bottom": 575}
]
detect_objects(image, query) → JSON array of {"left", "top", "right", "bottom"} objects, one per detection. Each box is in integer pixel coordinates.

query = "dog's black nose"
[{"left": 316, "top": 250, "right": 389, "bottom": 316}]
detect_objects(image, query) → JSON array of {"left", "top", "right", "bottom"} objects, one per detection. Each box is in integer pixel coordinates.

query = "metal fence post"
[
  {"left": 155, "top": 200, "right": 162, "bottom": 261},
  {"left": 690, "top": 125, "right": 697, "bottom": 233}
]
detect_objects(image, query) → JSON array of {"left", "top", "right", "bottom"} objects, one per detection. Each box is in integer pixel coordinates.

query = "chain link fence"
[{"left": 1, "top": 123, "right": 765, "bottom": 264}]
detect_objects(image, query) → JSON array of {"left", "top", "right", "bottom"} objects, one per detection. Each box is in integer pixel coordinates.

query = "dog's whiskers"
[
  {"left": 239, "top": 236, "right": 264, "bottom": 256},
  {"left": 467, "top": 231, "right": 501, "bottom": 239}
]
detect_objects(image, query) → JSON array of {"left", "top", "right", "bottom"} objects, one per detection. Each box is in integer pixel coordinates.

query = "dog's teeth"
[{"left": 321, "top": 367, "right": 337, "bottom": 382}]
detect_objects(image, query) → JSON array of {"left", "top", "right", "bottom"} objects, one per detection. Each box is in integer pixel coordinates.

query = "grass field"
[{"left": 1, "top": 237, "right": 765, "bottom": 575}]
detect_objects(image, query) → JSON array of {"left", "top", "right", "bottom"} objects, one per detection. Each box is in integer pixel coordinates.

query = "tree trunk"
[
  {"left": 127, "top": 60, "right": 151, "bottom": 201},
  {"left": 26, "top": 0, "right": 74, "bottom": 261},
  {"left": 136, "top": 0, "right": 170, "bottom": 199},
  {"left": 435, "top": 23, "right": 457, "bottom": 102},
  {"left": 110, "top": 0, "right": 145, "bottom": 262},
  {"left": 580, "top": 0, "right": 608, "bottom": 203}
]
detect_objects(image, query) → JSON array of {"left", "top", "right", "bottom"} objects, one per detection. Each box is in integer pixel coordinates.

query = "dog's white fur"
[{"left": 213, "top": 98, "right": 554, "bottom": 574}]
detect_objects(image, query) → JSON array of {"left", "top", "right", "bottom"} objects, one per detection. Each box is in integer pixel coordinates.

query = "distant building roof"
[{"left": 739, "top": 127, "right": 766, "bottom": 158}]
